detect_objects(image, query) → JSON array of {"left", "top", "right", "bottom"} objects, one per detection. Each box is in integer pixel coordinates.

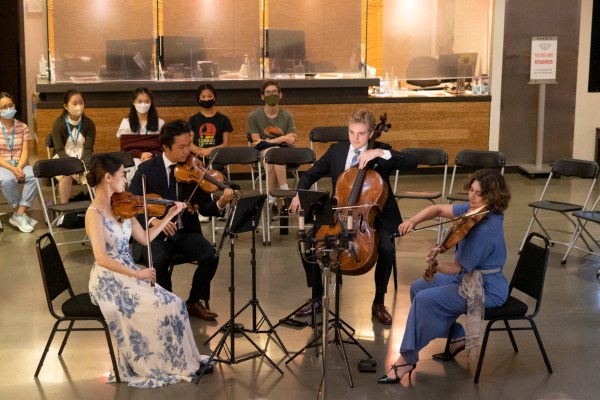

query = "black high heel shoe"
[
  {"left": 377, "top": 363, "right": 416, "bottom": 384},
  {"left": 432, "top": 338, "right": 466, "bottom": 361}
]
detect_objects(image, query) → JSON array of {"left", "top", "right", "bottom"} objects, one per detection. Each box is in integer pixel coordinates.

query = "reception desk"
[{"left": 35, "top": 79, "right": 491, "bottom": 169}]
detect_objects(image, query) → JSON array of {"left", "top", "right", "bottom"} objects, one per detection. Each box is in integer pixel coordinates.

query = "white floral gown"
[{"left": 88, "top": 208, "right": 205, "bottom": 388}]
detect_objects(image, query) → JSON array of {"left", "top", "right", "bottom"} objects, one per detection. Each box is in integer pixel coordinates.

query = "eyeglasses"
[
  {"left": 0, "top": 103, "right": 15, "bottom": 110},
  {"left": 264, "top": 90, "right": 279, "bottom": 96}
]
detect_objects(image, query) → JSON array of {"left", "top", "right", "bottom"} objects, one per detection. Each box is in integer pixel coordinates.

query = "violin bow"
[
  {"left": 409, "top": 208, "right": 490, "bottom": 233},
  {"left": 141, "top": 174, "right": 155, "bottom": 287}
]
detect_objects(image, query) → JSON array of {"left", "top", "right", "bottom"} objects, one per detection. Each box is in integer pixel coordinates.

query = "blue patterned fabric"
[{"left": 88, "top": 208, "right": 205, "bottom": 388}]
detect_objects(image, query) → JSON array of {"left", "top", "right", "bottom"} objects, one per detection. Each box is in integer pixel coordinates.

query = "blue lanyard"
[
  {"left": 65, "top": 117, "right": 82, "bottom": 146},
  {"left": 1, "top": 120, "right": 15, "bottom": 158}
]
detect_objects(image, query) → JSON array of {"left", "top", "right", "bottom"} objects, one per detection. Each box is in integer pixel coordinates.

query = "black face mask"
[{"left": 198, "top": 99, "right": 215, "bottom": 109}]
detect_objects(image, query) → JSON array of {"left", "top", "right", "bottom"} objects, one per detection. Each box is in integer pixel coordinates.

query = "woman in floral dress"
[{"left": 85, "top": 153, "right": 208, "bottom": 387}]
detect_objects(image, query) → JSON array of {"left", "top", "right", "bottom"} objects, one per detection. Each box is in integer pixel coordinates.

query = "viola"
[
  {"left": 111, "top": 191, "right": 176, "bottom": 219},
  {"left": 424, "top": 205, "right": 489, "bottom": 281},
  {"left": 315, "top": 113, "right": 391, "bottom": 276},
  {"left": 174, "top": 155, "right": 240, "bottom": 196}
]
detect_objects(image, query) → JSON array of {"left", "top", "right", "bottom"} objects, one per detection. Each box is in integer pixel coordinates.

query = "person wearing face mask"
[
  {"left": 188, "top": 83, "right": 233, "bottom": 161},
  {"left": 247, "top": 80, "right": 297, "bottom": 214},
  {"left": 51, "top": 89, "right": 96, "bottom": 203},
  {"left": 0, "top": 92, "right": 39, "bottom": 233},
  {"left": 117, "top": 88, "right": 165, "bottom": 182}
]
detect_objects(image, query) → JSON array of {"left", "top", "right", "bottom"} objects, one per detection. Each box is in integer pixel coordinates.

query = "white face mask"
[
  {"left": 68, "top": 105, "right": 83, "bottom": 118},
  {"left": 134, "top": 103, "right": 151, "bottom": 114}
]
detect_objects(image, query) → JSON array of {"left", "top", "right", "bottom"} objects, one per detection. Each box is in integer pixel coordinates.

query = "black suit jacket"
[
  {"left": 297, "top": 141, "right": 418, "bottom": 233},
  {"left": 129, "top": 156, "right": 221, "bottom": 237}
]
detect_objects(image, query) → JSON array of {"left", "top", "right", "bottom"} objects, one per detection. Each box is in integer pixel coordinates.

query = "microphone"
[{"left": 298, "top": 209, "right": 308, "bottom": 255}]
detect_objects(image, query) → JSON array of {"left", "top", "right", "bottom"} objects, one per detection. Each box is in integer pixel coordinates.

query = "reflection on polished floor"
[{"left": 2, "top": 172, "right": 600, "bottom": 400}]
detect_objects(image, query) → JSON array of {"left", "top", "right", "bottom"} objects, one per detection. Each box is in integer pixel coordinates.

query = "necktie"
[
  {"left": 167, "top": 164, "right": 177, "bottom": 201},
  {"left": 350, "top": 149, "right": 361, "bottom": 168}
]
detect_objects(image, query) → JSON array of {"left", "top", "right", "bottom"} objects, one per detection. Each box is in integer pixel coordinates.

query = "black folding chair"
[
  {"left": 309, "top": 126, "right": 348, "bottom": 190},
  {"left": 519, "top": 158, "right": 599, "bottom": 253},
  {"left": 33, "top": 157, "right": 91, "bottom": 246},
  {"left": 206, "top": 146, "right": 264, "bottom": 244},
  {"left": 264, "top": 147, "right": 316, "bottom": 245},
  {"left": 393, "top": 148, "right": 448, "bottom": 242},
  {"left": 438, "top": 233, "right": 552, "bottom": 383},
  {"left": 34, "top": 233, "right": 120, "bottom": 382},
  {"left": 446, "top": 150, "right": 505, "bottom": 203},
  {"left": 561, "top": 191, "right": 600, "bottom": 268}
]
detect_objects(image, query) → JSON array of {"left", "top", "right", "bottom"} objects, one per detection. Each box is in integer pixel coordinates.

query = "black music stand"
[
  {"left": 196, "top": 194, "right": 284, "bottom": 383},
  {"left": 274, "top": 190, "right": 333, "bottom": 334},
  {"left": 284, "top": 191, "right": 372, "bottom": 390}
]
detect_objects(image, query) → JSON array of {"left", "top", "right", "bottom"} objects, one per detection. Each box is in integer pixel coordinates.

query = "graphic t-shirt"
[
  {"left": 246, "top": 108, "right": 296, "bottom": 141},
  {"left": 188, "top": 111, "right": 233, "bottom": 148}
]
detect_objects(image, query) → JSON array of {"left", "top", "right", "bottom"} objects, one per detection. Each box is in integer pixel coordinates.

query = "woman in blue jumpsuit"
[{"left": 379, "top": 169, "right": 511, "bottom": 384}]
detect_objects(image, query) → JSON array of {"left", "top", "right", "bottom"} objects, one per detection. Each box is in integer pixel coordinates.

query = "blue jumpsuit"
[{"left": 399, "top": 202, "right": 509, "bottom": 364}]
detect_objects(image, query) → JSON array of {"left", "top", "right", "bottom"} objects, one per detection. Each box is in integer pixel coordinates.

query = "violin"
[
  {"left": 424, "top": 205, "right": 489, "bottom": 281},
  {"left": 315, "top": 113, "right": 391, "bottom": 276},
  {"left": 111, "top": 191, "right": 176, "bottom": 219},
  {"left": 174, "top": 155, "right": 240, "bottom": 197}
]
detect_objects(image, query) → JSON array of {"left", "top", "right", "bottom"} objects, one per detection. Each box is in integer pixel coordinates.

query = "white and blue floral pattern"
[{"left": 88, "top": 208, "right": 205, "bottom": 388}]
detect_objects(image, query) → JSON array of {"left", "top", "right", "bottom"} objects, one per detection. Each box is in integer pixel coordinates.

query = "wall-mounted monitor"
[
  {"left": 438, "top": 52, "right": 478, "bottom": 78},
  {"left": 105, "top": 38, "right": 154, "bottom": 80},
  {"left": 265, "top": 29, "right": 306, "bottom": 73},
  {"left": 161, "top": 36, "right": 206, "bottom": 78}
]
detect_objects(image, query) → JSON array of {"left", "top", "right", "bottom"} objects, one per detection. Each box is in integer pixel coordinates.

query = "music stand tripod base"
[{"left": 196, "top": 194, "right": 284, "bottom": 383}]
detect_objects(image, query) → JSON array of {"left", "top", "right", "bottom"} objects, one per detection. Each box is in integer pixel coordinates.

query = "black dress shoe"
[
  {"left": 371, "top": 304, "right": 392, "bottom": 325},
  {"left": 294, "top": 300, "right": 322, "bottom": 317},
  {"left": 377, "top": 363, "right": 416, "bottom": 384},
  {"left": 432, "top": 338, "right": 466, "bottom": 361}
]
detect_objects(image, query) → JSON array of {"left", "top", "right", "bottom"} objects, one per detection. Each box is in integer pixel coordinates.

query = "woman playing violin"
[
  {"left": 378, "top": 169, "right": 511, "bottom": 384},
  {"left": 85, "top": 154, "right": 212, "bottom": 387},
  {"left": 289, "top": 109, "right": 418, "bottom": 325}
]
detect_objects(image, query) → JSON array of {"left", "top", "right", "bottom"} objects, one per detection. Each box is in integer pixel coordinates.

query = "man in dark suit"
[
  {"left": 130, "top": 119, "right": 234, "bottom": 321},
  {"left": 289, "top": 109, "right": 418, "bottom": 325}
]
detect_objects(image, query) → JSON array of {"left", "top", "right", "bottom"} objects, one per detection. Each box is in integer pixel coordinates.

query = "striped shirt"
[{"left": 0, "top": 120, "right": 32, "bottom": 163}]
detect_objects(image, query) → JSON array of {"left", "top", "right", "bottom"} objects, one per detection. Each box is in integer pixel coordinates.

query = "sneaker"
[
  {"left": 9, "top": 213, "right": 34, "bottom": 233},
  {"left": 24, "top": 214, "right": 38, "bottom": 227}
]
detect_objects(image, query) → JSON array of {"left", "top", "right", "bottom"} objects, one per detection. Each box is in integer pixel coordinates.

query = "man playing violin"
[
  {"left": 130, "top": 119, "right": 235, "bottom": 321},
  {"left": 289, "top": 109, "right": 418, "bottom": 325},
  {"left": 378, "top": 169, "right": 511, "bottom": 384}
]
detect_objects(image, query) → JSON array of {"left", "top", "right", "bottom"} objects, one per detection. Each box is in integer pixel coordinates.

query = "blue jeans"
[{"left": 0, "top": 166, "right": 38, "bottom": 209}]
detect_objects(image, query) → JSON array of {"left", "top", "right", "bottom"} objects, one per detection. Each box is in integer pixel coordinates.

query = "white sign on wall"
[{"left": 530, "top": 36, "right": 558, "bottom": 83}]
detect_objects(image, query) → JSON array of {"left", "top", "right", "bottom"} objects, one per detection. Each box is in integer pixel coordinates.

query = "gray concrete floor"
[{"left": 2, "top": 172, "right": 600, "bottom": 400}]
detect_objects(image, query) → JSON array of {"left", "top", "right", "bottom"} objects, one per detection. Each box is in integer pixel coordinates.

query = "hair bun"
[{"left": 85, "top": 171, "right": 96, "bottom": 187}]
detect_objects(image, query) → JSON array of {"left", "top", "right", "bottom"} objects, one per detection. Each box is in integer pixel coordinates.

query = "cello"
[{"left": 315, "top": 113, "right": 392, "bottom": 275}]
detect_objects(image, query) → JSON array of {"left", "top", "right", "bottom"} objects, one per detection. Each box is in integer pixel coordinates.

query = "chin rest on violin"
[{"left": 111, "top": 192, "right": 175, "bottom": 219}]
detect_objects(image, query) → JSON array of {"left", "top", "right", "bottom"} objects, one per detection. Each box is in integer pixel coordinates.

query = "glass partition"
[
  {"left": 161, "top": 0, "right": 261, "bottom": 80},
  {"left": 380, "top": 0, "right": 491, "bottom": 88},
  {"left": 47, "top": 0, "right": 156, "bottom": 82},
  {"left": 266, "top": 0, "right": 364, "bottom": 78},
  {"left": 45, "top": 0, "right": 491, "bottom": 85}
]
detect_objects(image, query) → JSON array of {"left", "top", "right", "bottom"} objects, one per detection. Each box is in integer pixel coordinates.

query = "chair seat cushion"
[
  {"left": 395, "top": 191, "right": 441, "bottom": 200},
  {"left": 269, "top": 189, "right": 297, "bottom": 198},
  {"left": 48, "top": 200, "right": 91, "bottom": 213},
  {"left": 529, "top": 200, "right": 582, "bottom": 212},
  {"left": 62, "top": 293, "right": 104, "bottom": 318},
  {"left": 573, "top": 210, "right": 600, "bottom": 222},
  {"left": 484, "top": 296, "right": 528, "bottom": 319}
]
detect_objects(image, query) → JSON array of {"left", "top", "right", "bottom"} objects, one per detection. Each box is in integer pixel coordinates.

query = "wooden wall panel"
[{"left": 37, "top": 101, "right": 489, "bottom": 171}]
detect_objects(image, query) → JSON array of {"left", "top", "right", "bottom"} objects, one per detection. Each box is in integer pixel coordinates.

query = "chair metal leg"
[
  {"left": 58, "top": 320, "right": 75, "bottom": 356},
  {"left": 34, "top": 320, "right": 61, "bottom": 377},
  {"left": 391, "top": 237, "right": 398, "bottom": 290},
  {"left": 503, "top": 319, "right": 519, "bottom": 352},
  {"left": 100, "top": 319, "right": 121, "bottom": 383},
  {"left": 529, "top": 318, "right": 553, "bottom": 374}
]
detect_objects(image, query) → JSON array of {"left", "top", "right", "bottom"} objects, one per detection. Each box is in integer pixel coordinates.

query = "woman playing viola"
[
  {"left": 85, "top": 154, "right": 211, "bottom": 387},
  {"left": 379, "top": 169, "right": 511, "bottom": 384}
]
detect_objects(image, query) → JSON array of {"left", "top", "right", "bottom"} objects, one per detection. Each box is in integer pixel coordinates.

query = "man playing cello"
[{"left": 289, "top": 109, "right": 417, "bottom": 325}]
